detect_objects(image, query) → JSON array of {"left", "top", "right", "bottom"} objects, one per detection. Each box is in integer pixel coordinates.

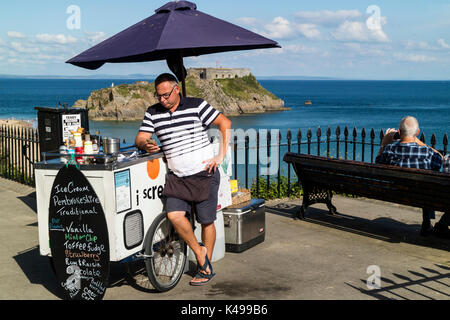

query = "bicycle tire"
[{"left": 144, "top": 212, "right": 187, "bottom": 292}]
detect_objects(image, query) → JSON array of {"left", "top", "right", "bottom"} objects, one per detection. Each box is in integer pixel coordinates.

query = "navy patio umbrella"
[{"left": 66, "top": 1, "right": 280, "bottom": 96}]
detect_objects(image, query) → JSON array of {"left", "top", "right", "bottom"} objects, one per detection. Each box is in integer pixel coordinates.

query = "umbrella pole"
[{"left": 179, "top": 50, "right": 187, "bottom": 97}]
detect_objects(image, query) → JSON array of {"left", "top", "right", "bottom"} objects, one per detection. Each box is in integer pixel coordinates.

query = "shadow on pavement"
[
  {"left": 346, "top": 264, "right": 450, "bottom": 300},
  {"left": 13, "top": 247, "right": 162, "bottom": 299},
  {"left": 18, "top": 192, "right": 37, "bottom": 214},
  {"left": 266, "top": 203, "right": 450, "bottom": 252},
  {"left": 108, "top": 260, "right": 160, "bottom": 294},
  {"left": 13, "top": 246, "right": 65, "bottom": 299}
]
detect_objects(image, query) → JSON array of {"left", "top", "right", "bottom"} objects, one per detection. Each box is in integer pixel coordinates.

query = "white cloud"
[
  {"left": 332, "top": 21, "right": 369, "bottom": 41},
  {"left": 85, "top": 31, "right": 107, "bottom": 45},
  {"left": 332, "top": 20, "right": 389, "bottom": 43},
  {"left": 4, "top": 50, "right": 64, "bottom": 65},
  {"left": 438, "top": 38, "right": 450, "bottom": 49},
  {"left": 294, "top": 10, "right": 362, "bottom": 27},
  {"left": 340, "top": 42, "right": 386, "bottom": 57},
  {"left": 7, "top": 31, "right": 27, "bottom": 39},
  {"left": 7, "top": 57, "right": 46, "bottom": 65},
  {"left": 34, "top": 53, "right": 67, "bottom": 62},
  {"left": 36, "top": 34, "right": 78, "bottom": 44},
  {"left": 403, "top": 39, "right": 450, "bottom": 51},
  {"left": 292, "top": 9, "right": 390, "bottom": 43},
  {"left": 394, "top": 53, "right": 437, "bottom": 63},
  {"left": 404, "top": 40, "right": 435, "bottom": 50},
  {"left": 10, "top": 41, "right": 40, "bottom": 54},
  {"left": 8, "top": 50, "right": 18, "bottom": 58},
  {"left": 235, "top": 17, "right": 259, "bottom": 27},
  {"left": 278, "top": 44, "right": 318, "bottom": 54},
  {"left": 262, "top": 17, "right": 321, "bottom": 40},
  {"left": 370, "top": 27, "right": 389, "bottom": 43},
  {"left": 263, "top": 17, "right": 297, "bottom": 39},
  {"left": 296, "top": 24, "right": 321, "bottom": 39}
]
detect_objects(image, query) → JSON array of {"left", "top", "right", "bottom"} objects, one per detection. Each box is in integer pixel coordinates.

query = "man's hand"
[
  {"left": 143, "top": 141, "right": 161, "bottom": 153},
  {"left": 377, "top": 128, "right": 399, "bottom": 157},
  {"left": 203, "top": 154, "right": 224, "bottom": 173},
  {"left": 136, "top": 132, "right": 161, "bottom": 153},
  {"left": 381, "top": 128, "right": 398, "bottom": 147}
]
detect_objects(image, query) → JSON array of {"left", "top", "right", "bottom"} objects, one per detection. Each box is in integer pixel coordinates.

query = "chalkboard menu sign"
[{"left": 49, "top": 165, "right": 110, "bottom": 300}]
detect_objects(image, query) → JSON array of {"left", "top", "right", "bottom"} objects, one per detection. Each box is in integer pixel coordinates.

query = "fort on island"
[{"left": 187, "top": 67, "right": 251, "bottom": 80}]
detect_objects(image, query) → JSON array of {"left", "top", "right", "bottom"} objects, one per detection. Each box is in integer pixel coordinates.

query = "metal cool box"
[{"left": 223, "top": 199, "right": 266, "bottom": 253}]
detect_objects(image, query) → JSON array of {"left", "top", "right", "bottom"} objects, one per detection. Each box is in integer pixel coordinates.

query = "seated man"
[
  {"left": 436, "top": 155, "right": 450, "bottom": 238},
  {"left": 376, "top": 116, "right": 449, "bottom": 239}
]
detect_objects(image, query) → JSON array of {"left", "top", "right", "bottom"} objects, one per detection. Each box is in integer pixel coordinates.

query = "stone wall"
[{"left": 188, "top": 68, "right": 251, "bottom": 80}]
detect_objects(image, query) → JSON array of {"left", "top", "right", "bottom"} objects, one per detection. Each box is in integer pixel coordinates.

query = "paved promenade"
[{"left": 0, "top": 177, "right": 449, "bottom": 300}]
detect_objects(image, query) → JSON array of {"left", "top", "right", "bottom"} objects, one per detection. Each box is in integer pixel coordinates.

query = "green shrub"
[
  {"left": 116, "top": 85, "right": 131, "bottom": 97},
  {"left": 250, "top": 175, "right": 302, "bottom": 200},
  {"left": 0, "top": 149, "right": 35, "bottom": 186},
  {"left": 217, "top": 74, "right": 278, "bottom": 101},
  {"left": 248, "top": 175, "right": 357, "bottom": 201}
]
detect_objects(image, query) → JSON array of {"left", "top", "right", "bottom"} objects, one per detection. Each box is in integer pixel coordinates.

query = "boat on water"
[{"left": 304, "top": 100, "right": 312, "bottom": 105}]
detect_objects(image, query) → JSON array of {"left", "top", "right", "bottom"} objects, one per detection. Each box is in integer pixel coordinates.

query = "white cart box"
[{"left": 35, "top": 153, "right": 168, "bottom": 262}]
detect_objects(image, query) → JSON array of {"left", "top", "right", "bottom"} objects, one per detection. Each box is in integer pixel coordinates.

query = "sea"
[{"left": 1, "top": 78, "right": 449, "bottom": 145}]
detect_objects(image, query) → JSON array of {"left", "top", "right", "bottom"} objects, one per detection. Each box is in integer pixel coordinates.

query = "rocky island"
[{"left": 72, "top": 68, "right": 288, "bottom": 121}]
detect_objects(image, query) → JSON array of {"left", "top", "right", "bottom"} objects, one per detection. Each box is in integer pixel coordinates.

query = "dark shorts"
[{"left": 165, "top": 169, "right": 220, "bottom": 224}]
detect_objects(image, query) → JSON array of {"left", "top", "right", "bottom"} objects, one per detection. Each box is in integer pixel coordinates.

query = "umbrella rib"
[{"left": 154, "top": 11, "right": 174, "bottom": 55}]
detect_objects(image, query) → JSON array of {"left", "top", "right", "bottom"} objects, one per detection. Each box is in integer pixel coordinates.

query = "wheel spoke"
[{"left": 145, "top": 214, "right": 187, "bottom": 291}]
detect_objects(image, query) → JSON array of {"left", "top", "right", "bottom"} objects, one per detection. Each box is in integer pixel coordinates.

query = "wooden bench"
[{"left": 283, "top": 152, "right": 450, "bottom": 220}]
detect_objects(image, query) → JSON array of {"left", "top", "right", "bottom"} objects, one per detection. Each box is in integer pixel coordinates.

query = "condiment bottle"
[
  {"left": 73, "top": 132, "right": 83, "bottom": 147},
  {"left": 75, "top": 146, "right": 84, "bottom": 163},
  {"left": 83, "top": 141, "right": 93, "bottom": 163},
  {"left": 92, "top": 138, "right": 99, "bottom": 153},
  {"left": 84, "top": 140, "right": 93, "bottom": 154},
  {"left": 68, "top": 135, "right": 76, "bottom": 149},
  {"left": 59, "top": 145, "right": 68, "bottom": 164}
]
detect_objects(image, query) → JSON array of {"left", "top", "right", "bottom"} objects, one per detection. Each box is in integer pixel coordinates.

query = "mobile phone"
[{"left": 146, "top": 138, "right": 157, "bottom": 145}]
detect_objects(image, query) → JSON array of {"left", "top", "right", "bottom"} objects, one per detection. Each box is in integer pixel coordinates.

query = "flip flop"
[
  {"left": 190, "top": 243, "right": 216, "bottom": 286},
  {"left": 196, "top": 243, "right": 209, "bottom": 270},
  {"left": 189, "top": 269, "right": 216, "bottom": 286}
]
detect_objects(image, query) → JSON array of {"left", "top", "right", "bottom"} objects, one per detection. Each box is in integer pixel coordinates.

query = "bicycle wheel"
[{"left": 144, "top": 212, "right": 187, "bottom": 292}]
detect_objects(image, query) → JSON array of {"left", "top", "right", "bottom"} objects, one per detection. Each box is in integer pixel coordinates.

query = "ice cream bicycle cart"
[{"left": 35, "top": 148, "right": 230, "bottom": 300}]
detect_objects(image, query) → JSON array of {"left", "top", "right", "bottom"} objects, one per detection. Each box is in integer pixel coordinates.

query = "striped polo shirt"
[{"left": 139, "top": 96, "right": 221, "bottom": 177}]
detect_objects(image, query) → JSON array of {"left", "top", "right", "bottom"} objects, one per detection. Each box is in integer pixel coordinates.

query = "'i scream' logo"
[{"left": 146, "top": 159, "right": 160, "bottom": 180}]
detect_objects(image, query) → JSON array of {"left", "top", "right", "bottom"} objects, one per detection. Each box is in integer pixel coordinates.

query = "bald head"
[{"left": 399, "top": 116, "right": 419, "bottom": 138}]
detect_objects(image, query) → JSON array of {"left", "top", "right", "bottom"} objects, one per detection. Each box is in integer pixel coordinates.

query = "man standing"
[
  {"left": 136, "top": 73, "right": 231, "bottom": 285},
  {"left": 375, "top": 116, "right": 449, "bottom": 238}
]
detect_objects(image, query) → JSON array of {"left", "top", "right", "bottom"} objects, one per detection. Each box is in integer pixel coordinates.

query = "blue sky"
[{"left": 1, "top": 0, "right": 449, "bottom": 79}]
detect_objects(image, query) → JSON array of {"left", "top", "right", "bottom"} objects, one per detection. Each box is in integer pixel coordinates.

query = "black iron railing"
[
  {"left": 1, "top": 123, "right": 448, "bottom": 196},
  {"left": 0, "top": 125, "right": 40, "bottom": 186},
  {"left": 230, "top": 126, "right": 449, "bottom": 200}
]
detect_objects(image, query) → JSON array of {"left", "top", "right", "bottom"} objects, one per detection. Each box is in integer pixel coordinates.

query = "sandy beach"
[{"left": 0, "top": 119, "right": 34, "bottom": 128}]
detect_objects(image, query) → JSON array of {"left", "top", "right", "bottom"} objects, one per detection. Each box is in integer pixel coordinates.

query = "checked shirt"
[
  {"left": 443, "top": 155, "right": 450, "bottom": 173},
  {"left": 375, "top": 141, "right": 442, "bottom": 171}
]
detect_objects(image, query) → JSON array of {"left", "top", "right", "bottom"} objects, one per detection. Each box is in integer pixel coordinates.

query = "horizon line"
[{"left": 0, "top": 74, "right": 449, "bottom": 81}]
